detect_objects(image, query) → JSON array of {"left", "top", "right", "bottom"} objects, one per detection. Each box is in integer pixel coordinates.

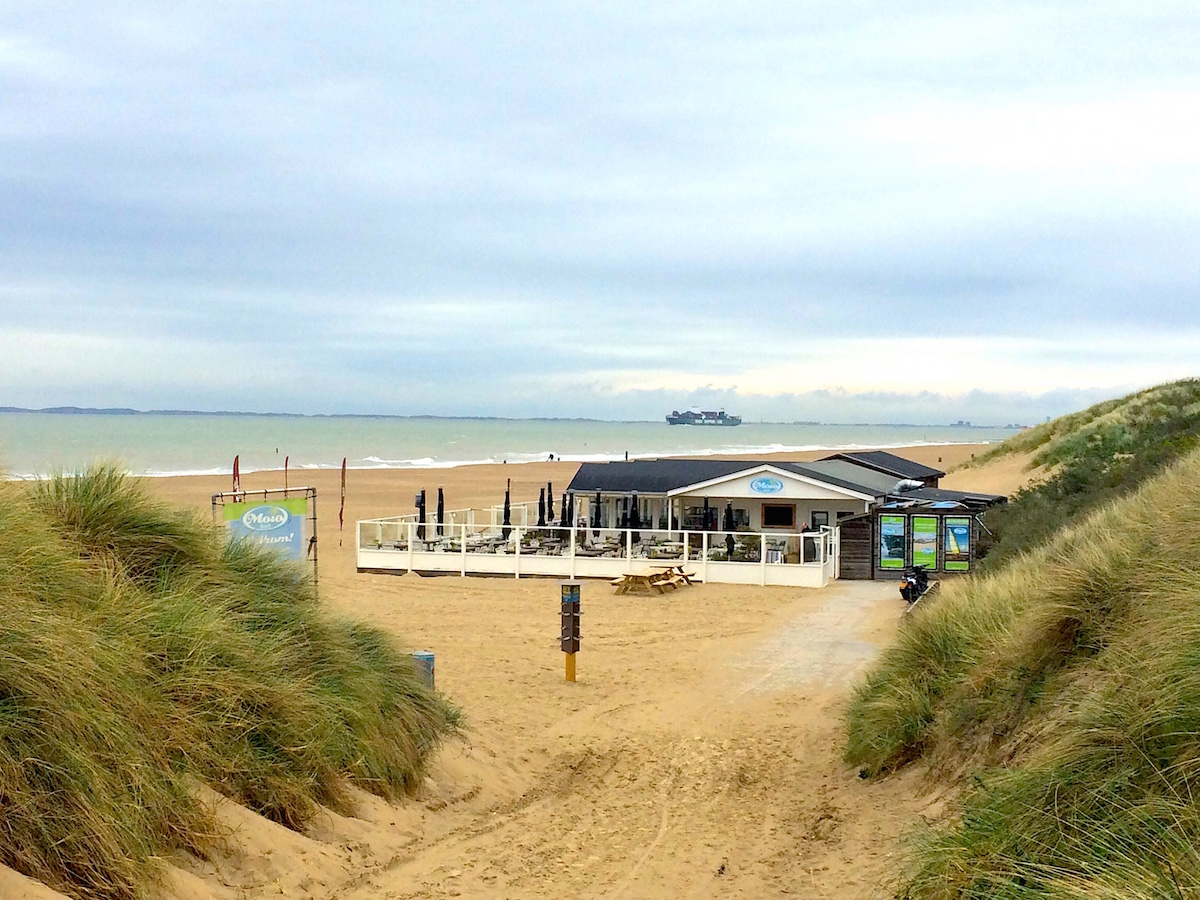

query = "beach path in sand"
[{"left": 140, "top": 559, "right": 925, "bottom": 899}]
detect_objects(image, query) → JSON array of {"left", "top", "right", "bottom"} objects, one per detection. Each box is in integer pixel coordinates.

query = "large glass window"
[{"left": 761, "top": 504, "right": 796, "bottom": 529}]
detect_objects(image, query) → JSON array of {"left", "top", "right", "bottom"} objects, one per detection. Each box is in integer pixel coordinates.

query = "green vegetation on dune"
[
  {"left": 847, "top": 437, "right": 1200, "bottom": 896},
  {"left": 975, "top": 378, "right": 1200, "bottom": 570},
  {"left": 0, "top": 467, "right": 460, "bottom": 900}
]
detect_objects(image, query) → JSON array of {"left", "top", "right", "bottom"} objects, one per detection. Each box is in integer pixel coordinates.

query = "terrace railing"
[{"left": 356, "top": 520, "right": 838, "bottom": 588}]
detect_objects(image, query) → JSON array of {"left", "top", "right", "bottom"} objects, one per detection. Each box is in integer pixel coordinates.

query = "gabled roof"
[
  {"left": 566, "top": 458, "right": 889, "bottom": 499},
  {"left": 798, "top": 459, "right": 906, "bottom": 495},
  {"left": 567, "top": 459, "right": 762, "bottom": 495},
  {"left": 820, "top": 450, "right": 945, "bottom": 481},
  {"left": 664, "top": 463, "right": 877, "bottom": 501}
]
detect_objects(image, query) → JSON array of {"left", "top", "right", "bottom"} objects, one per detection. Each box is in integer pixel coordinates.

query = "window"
[
  {"left": 811, "top": 511, "right": 830, "bottom": 529},
  {"left": 761, "top": 504, "right": 796, "bottom": 528}
]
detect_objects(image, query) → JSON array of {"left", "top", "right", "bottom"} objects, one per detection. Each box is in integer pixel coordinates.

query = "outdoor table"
[
  {"left": 611, "top": 571, "right": 668, "bottom": 595},
  {"left": 646, "top": 563, "right": 695, "bottom": 586},
  {"left": 612, "top": 565, "right": 693, "bottom": 594}
]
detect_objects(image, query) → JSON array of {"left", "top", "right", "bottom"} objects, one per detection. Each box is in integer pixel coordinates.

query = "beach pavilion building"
[{"left": 356, "top": 451, "right": 1004, "bottom": 588}]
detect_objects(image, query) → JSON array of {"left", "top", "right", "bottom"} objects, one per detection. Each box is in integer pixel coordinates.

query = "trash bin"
[{"left": 411, "top": 651, "right": 435, "bottom": 690}]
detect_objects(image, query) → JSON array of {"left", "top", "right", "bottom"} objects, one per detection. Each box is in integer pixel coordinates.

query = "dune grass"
[
  {"left": 967, "top": 378, "right": 1200, "bottom": 570},
  {"left": 846, "top": 446, "right": 1200, "bottom": 898},
  {"left": 0, "top": 467, "right": 460, "bottom": 900}
]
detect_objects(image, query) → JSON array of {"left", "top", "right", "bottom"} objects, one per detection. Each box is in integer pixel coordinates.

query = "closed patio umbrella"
[
  {"left": 560, "top": 493, "right": 568, "bottom": 528},
  {"left": 630, "top": 492, "right": 641, "bottom": 543},
  {"left": 723, "top": 501, "right": 735, "bottom": 556},
  {"left": 537, "top": 488, "right": 546, "bottom": 527},
  {"left": 566, "top": 492, "right": 575, "bottom": 527},
  {"left": 436, "top": 486, "right": 445, "bottom": 537},
  {"left": 547, "top": 482, "right": 554, "bottom": 524},
  {"left": 502, "top": 478, "right": 511, "bottom": 540},
  {"left": 417, "top": 489, "right": 426, "bottom": 541},
  {"left": 620, "top": 496, "right": 629, "bottom": 529},
  {"left": 593, "top": 491, "right": 601, "bottom": 537}
]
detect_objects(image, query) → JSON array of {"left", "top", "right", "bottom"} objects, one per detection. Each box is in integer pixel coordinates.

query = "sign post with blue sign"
[{"left": 222, "top": 497, "right": 310, "bottom": 561}]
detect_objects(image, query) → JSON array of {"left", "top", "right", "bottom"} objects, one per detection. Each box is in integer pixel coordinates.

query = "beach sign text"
[
  {"left": 223, "top": 498, "right": 309, "bottom": 560},
  {"left": 749, "top": 476, "right": 784, "bottom": 494}
]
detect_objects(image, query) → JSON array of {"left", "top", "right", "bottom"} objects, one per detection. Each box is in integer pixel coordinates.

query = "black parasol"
[
  {"left": 502, "top": 478, "right": 511, "bottom": 540},
  {"left": 436, "top": 486, "right": 445, "bottom": 537}
]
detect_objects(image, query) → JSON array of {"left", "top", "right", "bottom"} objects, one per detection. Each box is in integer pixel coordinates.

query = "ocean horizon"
[{"left": 1, "top": 410, "right": 1018, "bottom": 479}]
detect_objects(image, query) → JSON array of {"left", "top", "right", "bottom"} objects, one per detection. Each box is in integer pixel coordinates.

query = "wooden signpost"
[{"left": 560, "top": 580, "right": 581, "bottom": 682}]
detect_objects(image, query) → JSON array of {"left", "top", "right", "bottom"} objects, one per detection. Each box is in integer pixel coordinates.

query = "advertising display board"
[
  {"left": 879, "top": 515, "right": 907, "bottom": 569},
  {"left": 944, "top": 516, "right": 971, "bottom": 571},
  {"left": 223, "top": 497, "right": 309, "bottom": 561},
  {"left": 912, "top": 516, "right": 938, "bottom": 571}
]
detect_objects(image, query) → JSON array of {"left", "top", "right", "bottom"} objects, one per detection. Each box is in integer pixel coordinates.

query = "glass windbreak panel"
[{"left": 762, "top": 504, "right": 796, "bottom": 528}]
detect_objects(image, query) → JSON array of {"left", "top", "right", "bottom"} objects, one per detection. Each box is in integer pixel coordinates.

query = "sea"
[{"left": 0, "top": 412, "right": 1018, "bottom": 479}]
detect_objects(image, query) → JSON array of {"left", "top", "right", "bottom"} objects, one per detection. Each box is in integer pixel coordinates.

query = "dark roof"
[
  {"left": 567, "top": 459, "right": 756, "bottom": 495},
  {"left": 882, "top": 486, "right": 1006, "bottom": 511},
  {"left": 820, "top": 450, "right": 945, "bottom": 481},
  {"left": 566, "top": 458, "right": 884, "bottom": 498},
  {"left": 797, "top": 459, "right": 905, "bottom": 494}
]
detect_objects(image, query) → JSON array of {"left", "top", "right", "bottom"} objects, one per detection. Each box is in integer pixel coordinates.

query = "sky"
[{"left": 1, "top": 2, "right": 1198, "bottom": 424}]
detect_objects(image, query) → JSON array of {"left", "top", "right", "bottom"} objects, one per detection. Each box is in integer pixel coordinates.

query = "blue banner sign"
[{"left": 223, "top": 498, "right": 308, "bottom": 561}]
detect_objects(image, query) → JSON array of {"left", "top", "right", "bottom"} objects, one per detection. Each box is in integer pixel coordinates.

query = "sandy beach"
[{"left": 7, "top": 442, "right": 1016, "bottom": 899}]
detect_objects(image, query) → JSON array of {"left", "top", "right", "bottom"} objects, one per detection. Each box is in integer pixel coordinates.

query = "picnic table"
[
  {"left": 646, "top": 563, "right": 694, "bottom": 585},
  {"left": 611, "top": 564, "right": 695, "bottom": 594}
]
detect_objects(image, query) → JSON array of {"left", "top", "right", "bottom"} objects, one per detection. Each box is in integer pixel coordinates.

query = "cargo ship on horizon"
[{"left": 665, "top": 408, "right": 742, "bottom": 426}]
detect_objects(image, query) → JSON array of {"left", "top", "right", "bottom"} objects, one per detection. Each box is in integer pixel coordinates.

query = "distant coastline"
[{"left": 0, "top": 407, "right": 1021, "bottom": 429}]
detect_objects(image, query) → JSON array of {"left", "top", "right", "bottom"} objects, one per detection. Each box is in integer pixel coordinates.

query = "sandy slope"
[
  {"left": 6, "top": 445, "right": 1011, "bottom": 899},
  {"left": 160, "top": 574, "right": 930, "bottom": 899},
  {"left": 941, "top": 451, "right": 1040, "bottom": 496}
]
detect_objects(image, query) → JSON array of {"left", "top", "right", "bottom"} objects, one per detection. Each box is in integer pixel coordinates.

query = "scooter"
[{"left": 900, "top": 565, "right": 931, "bottom": 604}]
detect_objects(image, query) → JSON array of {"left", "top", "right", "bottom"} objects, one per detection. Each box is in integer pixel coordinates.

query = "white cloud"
[{"left": 0, "top": 2, "right": 1198, "bottom": 418}]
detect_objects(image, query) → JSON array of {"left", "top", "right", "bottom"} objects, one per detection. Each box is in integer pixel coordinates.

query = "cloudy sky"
[{"left": 1, "top": 2, "right": 1198, "bottom": 423}]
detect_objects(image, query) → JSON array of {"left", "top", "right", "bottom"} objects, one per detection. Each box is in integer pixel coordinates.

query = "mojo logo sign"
[
  {"left": 241, "top": 506, "right": 290, "bottom": 531},
  {"left": 224, "top": 498, "right": 308, "bottom": 561},
  {"left": 749, "top": 476, "right": 784, "bottom": 494}
]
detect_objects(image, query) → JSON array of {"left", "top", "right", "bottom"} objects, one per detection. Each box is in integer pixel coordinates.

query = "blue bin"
[{"left": 412, "top": 651, "right": 435, "bottom": 690}]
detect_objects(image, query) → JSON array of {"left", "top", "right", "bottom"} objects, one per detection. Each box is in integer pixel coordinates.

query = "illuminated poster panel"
[
  {"left": 944, "top": 516, "right": 971, "bottom": 571},
  {"left": 879, "top": 515, "right": 906, "bottom": 569},
  {"left": 912, "top": 516, "right": 938, "bottom": 571}
]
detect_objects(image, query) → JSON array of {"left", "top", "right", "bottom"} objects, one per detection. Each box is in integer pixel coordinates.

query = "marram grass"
[
  {"left": 0, "top": 467, "right": 460, "bottom": 900},
  {"left": 847, "top": 446, "right": 1200, "bottom": 898}
]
